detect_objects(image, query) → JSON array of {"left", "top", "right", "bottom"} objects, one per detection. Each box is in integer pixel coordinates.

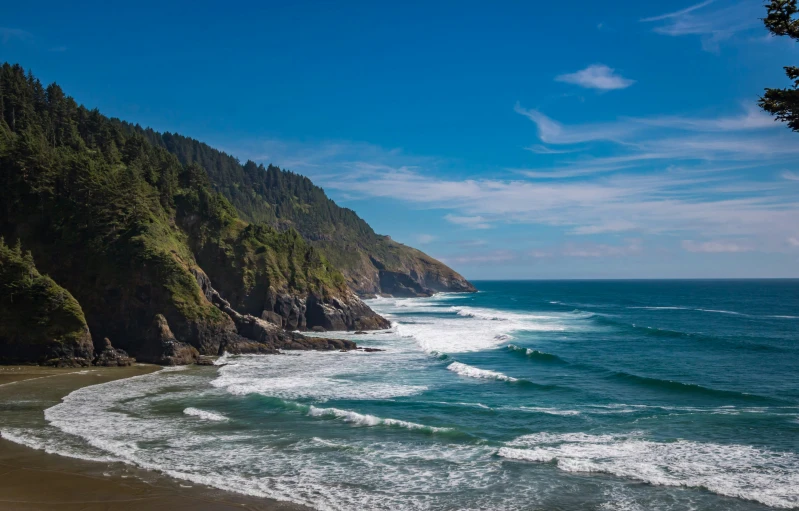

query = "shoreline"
[{"left": 0, "top": 365, "right": 310, "bottom": 511}]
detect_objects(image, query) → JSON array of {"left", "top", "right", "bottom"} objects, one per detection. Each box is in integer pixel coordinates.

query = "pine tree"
[{"left": 760, "top": 0, "right": 799, "bottom": 130}]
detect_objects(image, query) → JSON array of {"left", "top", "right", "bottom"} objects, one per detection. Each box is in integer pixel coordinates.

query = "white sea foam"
[
  {"left": 696, "top": 308, "right": 744, "bottom": 316},
  {"left": 628, "top": 306, "right": 690, "bottom": 310},
  {"left": 183, "top": 407, "right": 228, "bottom": 422},
  {"left": 498, "top": 432, "right": 799, "bottom": 509},
  {"left": 32, "top": 369, "right": 528, "bottom": 510},
  {"left": 307, "top": 406, "right": 451, "bottom": 433},
  {"left": 447, "top": 361, "right": 518, "bottom": 382},
  {"left": 390, "top": 306, "right": 570, "bottom": 354},
  {"left": 516, "top": 406, "right": 581, "bottom": 416},
  {"left": 0, "top": 427, "right": 123, "bottom": 463},
  {"left": 212, "top": 352, "right": 427, "bottom": 402},
  {"left": 366, "top": 295, "right": 584, "bottom": 355}
]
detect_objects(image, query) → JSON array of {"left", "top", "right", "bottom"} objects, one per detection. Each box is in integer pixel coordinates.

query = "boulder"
[
  {"left": 143, "top": 314, "right": 199, "bottom": 366},
  {"left": 93, "top": 338, "right": 135, "bottom": 367}
]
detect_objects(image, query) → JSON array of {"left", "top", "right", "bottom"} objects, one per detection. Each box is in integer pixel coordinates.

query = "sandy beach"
[{"left": 0, "top": 365, "right": 309, "bottom": 511}]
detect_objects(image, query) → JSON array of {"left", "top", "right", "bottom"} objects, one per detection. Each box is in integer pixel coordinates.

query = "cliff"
[
  {"left": 121, "top": 127, "right": 477, "bottom": 297},
  {"left": 0, "top": 63, "right": 386, "bottom": 365},
  {"left": 0, "top": 239, "right": 94, "bottom": 366}
]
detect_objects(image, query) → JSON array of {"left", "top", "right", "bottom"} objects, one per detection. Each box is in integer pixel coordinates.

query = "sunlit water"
[{"left": 2, "top": 280, "right": 798, "bottom": 510}]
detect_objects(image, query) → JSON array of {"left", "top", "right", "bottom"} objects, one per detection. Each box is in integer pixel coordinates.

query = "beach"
[{"left": 0, "top": 366, "right": 308, "bottom": 511}]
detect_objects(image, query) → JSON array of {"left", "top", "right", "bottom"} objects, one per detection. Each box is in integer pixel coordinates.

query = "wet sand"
[{"left": 0, "top": 365, "right": 309, "bottom": 511}]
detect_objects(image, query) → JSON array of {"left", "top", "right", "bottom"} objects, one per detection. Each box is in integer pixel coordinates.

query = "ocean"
[{"left": 2, "top": 280, "right": 798, "bottom": 510}]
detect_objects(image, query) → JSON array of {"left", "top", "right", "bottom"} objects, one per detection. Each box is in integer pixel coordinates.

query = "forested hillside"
[
  {"left": 119, "top": 124, "right": 476, "bottom": 297},
  {"left": 0, "top": 63, "right": 386, "bottom": 365}
]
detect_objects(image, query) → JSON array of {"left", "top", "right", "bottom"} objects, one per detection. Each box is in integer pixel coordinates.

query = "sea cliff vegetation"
[{"left": 0, "top": 63, "right": 471, "bottom": 365}]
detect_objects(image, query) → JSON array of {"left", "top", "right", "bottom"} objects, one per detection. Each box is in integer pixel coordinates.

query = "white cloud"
[
  {"left": 682, "top": 239, "right": 752, "bottom": 253},
  {"left": 562, "top": 240, "right": 643, "bottom": 257},
  {"left": 514, "top": 103, "right": 635, "bottom": 145},
  {"left": 641, "top": 1, "right": 762, "bottom": 52},
  {"left": 525, "top": 145, "right": 584, "bottom": 155},
  {"left": 639, "top": 104, "right": 777, "bottom": 131},
  {"left": 416, "top": 234, "right": 437, "bottom": 244},
  {"left": 228, "top": 99, "right": 799, "bottom": 257},
  {"left": 571, "top": 220, "right": 637, "bottom": 235},
  {"left": 440, "top": 250, "right": 516, "bottom": 265},
  {"left": 555, "top": 64, "right": 635, "bottom": 91},
  {"left": 235, "top": 137, "right": 799, "bottom": 252},
  {"left": 444, "top": 214, "right": 492, "bottom": 229},
  {"left": 0, "top": 27, "right": 33, "bottom": 44},
  {"left": 640, "top": 0, "right": 716, "bottom": 23}
]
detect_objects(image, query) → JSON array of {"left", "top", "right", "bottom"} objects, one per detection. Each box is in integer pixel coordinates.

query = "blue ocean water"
[{"left": 2, "top": 280, "right": 799, "bottom": 510}]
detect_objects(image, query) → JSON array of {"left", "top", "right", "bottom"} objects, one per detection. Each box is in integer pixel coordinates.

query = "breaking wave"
[{"left": 498, "top": 432, "right": 799, "bottom": 509}]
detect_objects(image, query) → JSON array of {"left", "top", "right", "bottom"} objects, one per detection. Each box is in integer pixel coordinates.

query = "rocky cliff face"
[
  {"left": 321, "top": 238, "right": 477, "bottom": 297},
  {"left": 0, "top": 239, "right": 95, "bottom": 366},
  {"left": 125, "top": 125, "right": 477, "bottom": 299}
]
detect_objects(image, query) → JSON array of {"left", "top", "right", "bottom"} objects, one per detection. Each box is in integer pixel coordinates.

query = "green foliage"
[
  {"left": 760, "top": 0, "right": 799, "bottom": 130},
  {"left": 0, "top": 62, "right": 348, "bottom": 350},
  {"left": 0, "top": 237, "right": 89, "bottom": 347}
]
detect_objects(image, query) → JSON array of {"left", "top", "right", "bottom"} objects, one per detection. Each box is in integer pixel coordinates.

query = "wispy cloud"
[
  {"left": 524, "top": 145, "right": 584, "bottom": 155},
  {"left": 444, "top": 214, "right": 492, "bottom": 229},
  {"left": 640, "top": 0, "right": 716, "bottom": 23},
  {"left": 571, "top": 220, "right": 637, "bottom": 235},
  {"left": 0, "top": 27, "right": 33, "bottom": 44},
  {"left": 439, "top": 250, "right": 516, "bottom": 265},
  {"left": 514, "top": 103, "right": 635, "bottom": 145},
  {"left": 562, "top": 239, "right": 643, "bottom": 257},
  {"left": 229, "top": 97, "right": 799, "bottom": 262},
  {"left": 641, "top": 1, "right": 763, "bottom": 52},
  {"left": 682, "top": 239, "right": 752, "bottom": 253},
  {"left": 514, "top": 103, "right": 798, "bottom": 179},
  {"left": 416, "top": 234, "right": 437, "bottom": 244},
  {"left": 555, "top": 64, "right": 635, "bottom": 91}
]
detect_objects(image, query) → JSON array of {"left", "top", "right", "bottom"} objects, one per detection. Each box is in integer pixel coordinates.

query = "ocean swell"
[{"left": 498, "top": 432, "right": 799, "bottom": 509}]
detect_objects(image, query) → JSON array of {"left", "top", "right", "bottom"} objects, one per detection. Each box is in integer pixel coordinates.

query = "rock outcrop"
[
  {"left": 139, "top": 314, "right": 200, "bottom": 365},
  {"left": 93, "top": 338, "right": 135, "bottom": 367},
  {"left": 264, "top": 287, "right": 391, "bottom": 331},
  {"left": 0, "top": 239, "right": 95, "bottom": 367},
  {"left": 319, "top": 238, "right": 477, "bottom": 298}
]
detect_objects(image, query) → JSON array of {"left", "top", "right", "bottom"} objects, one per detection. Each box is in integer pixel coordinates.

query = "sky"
[{"left": 2, "top": 0, "right": 799, "bottom": 279}]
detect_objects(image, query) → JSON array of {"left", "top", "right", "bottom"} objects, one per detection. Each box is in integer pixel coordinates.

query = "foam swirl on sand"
[
  {"left": 498, "top": 432, "right": 799, "bottom": 509},
  {"left": 447, "top": 361, "right": 518, "bottom": 382}
]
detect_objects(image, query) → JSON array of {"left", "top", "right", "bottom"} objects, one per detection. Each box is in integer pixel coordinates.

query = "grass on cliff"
[{"left": 0, "top": 238, "right": 89, "bottom": 346}]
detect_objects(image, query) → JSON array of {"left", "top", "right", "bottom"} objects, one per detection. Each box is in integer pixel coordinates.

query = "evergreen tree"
[{"left": 760, "top": 0, "right": 799, "bottom": 130}]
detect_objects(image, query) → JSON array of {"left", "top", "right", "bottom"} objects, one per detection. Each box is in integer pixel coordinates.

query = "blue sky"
[{"left": 3, "top": 0, "right": 799, "bottom": 278}]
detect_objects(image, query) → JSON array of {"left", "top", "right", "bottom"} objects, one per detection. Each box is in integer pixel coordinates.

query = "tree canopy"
[{"left": 760, "top": 0, "right": 799, "bottom": 130}]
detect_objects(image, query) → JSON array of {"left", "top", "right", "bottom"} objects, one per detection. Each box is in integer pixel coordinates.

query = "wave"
[
  {"left": 498, "top": 432, "right": 799, "bottom": 509},
  {"left": 590, "top": 315, "right": 783, "bottom": 352},
  {"left": 506, "top": 344, "right": 566, "bottom": 364},
  {"left": 629, "top": 306, "right": 799, "bottom": 321},
  {"left": 447, "top": 361, "right": 518, "bottom": 382},
  {"left": 514, "top": 406, "right": 581, "bottom": 417},
  {"left": 696, "top": 308, "right": 744, "bottom": 316},
  {"left": 183, "top": 407, "right": 228, "bottom": 422},
  {"left": 606, "top": 371, "right": 775, "bottom": 403},
  {"left": 0, "top": 427, "right": 122, "bottom": 463},
  {"left": 307, "top": 406, "right": 453, "bottom": 435}
]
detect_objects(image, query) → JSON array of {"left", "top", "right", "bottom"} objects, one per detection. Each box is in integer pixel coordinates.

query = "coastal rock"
[
  {"left": 93, "top": 338, "right": 135, "bottom": 367},
  {"left": 140, "top": 314, "right": 199, "bottom": 366},
  {"left": 331, "top": 239, "right": 477, "bottom": 297},
  {"left": 0, "top": 239, "right": 95, "bottom": 367}
]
